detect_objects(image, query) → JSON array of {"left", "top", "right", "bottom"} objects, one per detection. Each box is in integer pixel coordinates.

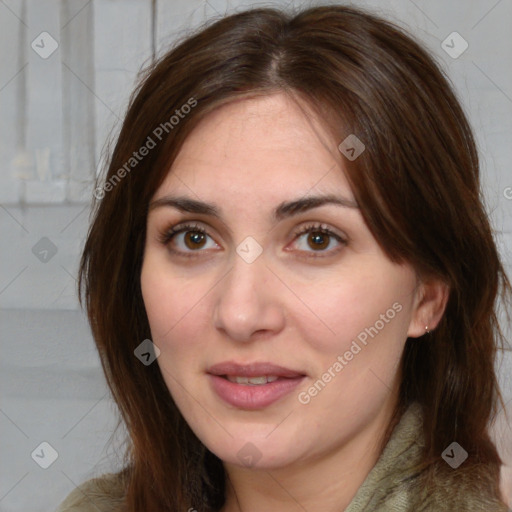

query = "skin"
[
  {"left": 140, "top": 92, "right": 448, "bottom": 512},
  {"left": 493, "top": 404, "right": 512, "bottom": 507}
]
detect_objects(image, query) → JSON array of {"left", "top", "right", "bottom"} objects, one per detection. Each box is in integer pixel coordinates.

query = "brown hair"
[{"left": 79, "top": 5, "right": 511, "bottom": 510}]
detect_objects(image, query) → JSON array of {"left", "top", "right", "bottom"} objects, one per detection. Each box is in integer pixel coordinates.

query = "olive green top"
[{"left": 56, "top": 402, "right": 510, "bottom": 511}]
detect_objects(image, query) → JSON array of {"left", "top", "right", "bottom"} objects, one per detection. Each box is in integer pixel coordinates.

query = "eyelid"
[
  {"left": 158, "top": 221, "right": 221, "bottom": 248},
  {"left": 157, "top": 222, "right": 221, "bottom": 260},
  {"left": 286, "top": 222, "right": 348, "bottom": 258},
  {"left": 291, "top": 222, "right": 347, "bottom": 242},
  {"left": 157, "top": 221, "right": 209, "bottom": 245},
  {"left": 158, "top": 220, "right": 348, "bottom": 257}
]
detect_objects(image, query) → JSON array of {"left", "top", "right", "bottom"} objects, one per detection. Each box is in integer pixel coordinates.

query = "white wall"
[{"left": 0, "top": 1, "right": 511, "bottom": 510}]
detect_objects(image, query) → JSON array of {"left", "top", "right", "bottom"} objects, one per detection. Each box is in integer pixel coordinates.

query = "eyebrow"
[{"left": 148, "top": 193, "right": 359, "bottom": 220}]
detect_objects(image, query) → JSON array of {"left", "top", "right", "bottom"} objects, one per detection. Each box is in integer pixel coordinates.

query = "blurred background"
[{"left": 0, "top": 0, "right": 511, "bottom": 510}]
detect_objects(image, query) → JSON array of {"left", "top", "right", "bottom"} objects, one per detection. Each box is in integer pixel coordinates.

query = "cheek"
[
  {"left": 315, "top": 270, "right": 413, "bottom": 388},
  {"left": 289, "top": 265, "right": 412, "bottom": 356},
  {"left": 141, "top": 258, "right": 181, "bottom": 339},
  {"left": 140, "top": 258, "right": 213, "bottom": 354},
  {"left": 296, "top": 279, "right": 410, "bottom": 417},
  {"left": 141, "top": 262, "right": 209, "bottom": 410}
]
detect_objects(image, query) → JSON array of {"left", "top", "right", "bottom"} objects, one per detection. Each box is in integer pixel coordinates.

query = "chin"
[
  {"left": 217, "top": 445, "right": 300, "bottom": 471},
  {"left": 199, "top": 427, "right": 309, "bottom": 471}
]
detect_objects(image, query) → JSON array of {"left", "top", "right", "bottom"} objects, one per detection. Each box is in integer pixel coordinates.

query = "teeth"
[{"left": 226, "top": 375, "right": 279, "bottom": 385}]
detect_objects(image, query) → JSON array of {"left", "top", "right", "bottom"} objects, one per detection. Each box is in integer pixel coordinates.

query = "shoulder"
[
  {"left": 347, "top": 403, "right": 509, "bottom": 511},
  {"left": 55, "top": 471, "right": 127, "bottom": 512}
]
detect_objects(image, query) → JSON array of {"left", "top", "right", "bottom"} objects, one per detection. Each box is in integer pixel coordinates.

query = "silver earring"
[{"left": 425, "top": 325, "right": 430, "bottom": 335}]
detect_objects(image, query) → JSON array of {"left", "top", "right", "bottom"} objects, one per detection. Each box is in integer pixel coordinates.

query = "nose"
[{"left": 213, "top": 254, "right": 286, "bottom": 343}]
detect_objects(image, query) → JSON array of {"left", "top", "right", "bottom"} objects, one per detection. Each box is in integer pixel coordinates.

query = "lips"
[
  {"left": 207, "top": 361, "right": 305, "bottom": 379},
  {"left": 207, "top": 361, "right": 306, "bottom": 410}
]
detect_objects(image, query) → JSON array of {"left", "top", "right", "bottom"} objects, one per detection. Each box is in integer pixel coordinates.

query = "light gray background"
[{"left": 0, "top": 1, "right": 511, "bottom": 511}]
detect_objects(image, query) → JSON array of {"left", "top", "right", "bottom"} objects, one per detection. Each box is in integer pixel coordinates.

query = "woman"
[{"left": 57, "top": 4, "right": 511, "bottom": 511}]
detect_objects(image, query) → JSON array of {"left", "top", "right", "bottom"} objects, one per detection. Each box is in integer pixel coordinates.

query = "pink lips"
[{"left": 207, "top": 361, "right": 306, "bottom": 410}]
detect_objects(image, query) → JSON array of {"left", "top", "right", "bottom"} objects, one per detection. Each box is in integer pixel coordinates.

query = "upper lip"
[{"left": 207, "top": 361, "right": 305, "bottom": 378}]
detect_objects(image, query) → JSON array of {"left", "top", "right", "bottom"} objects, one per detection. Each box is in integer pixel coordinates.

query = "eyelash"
[{"left": 158, "top": 222, "right": 347, "bottom": 259}]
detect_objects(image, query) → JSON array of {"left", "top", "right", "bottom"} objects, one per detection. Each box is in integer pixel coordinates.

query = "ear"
[{"left": 407, "top": 277, "right": 450, "bottom": 338}]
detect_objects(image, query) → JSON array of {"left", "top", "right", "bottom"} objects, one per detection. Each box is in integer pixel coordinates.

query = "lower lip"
[{"left": 208, "top": 374, "right": 305, "bottom": 410}]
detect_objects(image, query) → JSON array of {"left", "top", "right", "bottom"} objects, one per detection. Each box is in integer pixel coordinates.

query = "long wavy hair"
[{"left": 78, "top": 5, "right": 511, "bottom": 510}]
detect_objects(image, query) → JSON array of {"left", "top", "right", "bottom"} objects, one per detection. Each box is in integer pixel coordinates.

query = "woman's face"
[{"left": 141, "top": 93, "right": 425, "bottom": 470}]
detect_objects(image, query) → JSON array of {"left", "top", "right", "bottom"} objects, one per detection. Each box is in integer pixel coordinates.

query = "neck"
[{"left": 219, "top": 401, "right": 398, "bottom": 512}]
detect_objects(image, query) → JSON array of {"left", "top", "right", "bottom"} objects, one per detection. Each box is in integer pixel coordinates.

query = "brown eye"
[
  {"left": 291, "top": 223, "right": 347, "bottom": 257},
  {"left": 184, "top": 231, "right": 207, "bottom": 250},
  {"left": 159, "top": 223, "right": 220, "bottom": 257},
  {"left": 307, "top": 232, "right": 330, "bottom": 250}
]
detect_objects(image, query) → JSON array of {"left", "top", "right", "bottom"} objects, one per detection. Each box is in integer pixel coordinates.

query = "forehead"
[{"left": 154, "top": 93, "right": 354, "bottom": 204}]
